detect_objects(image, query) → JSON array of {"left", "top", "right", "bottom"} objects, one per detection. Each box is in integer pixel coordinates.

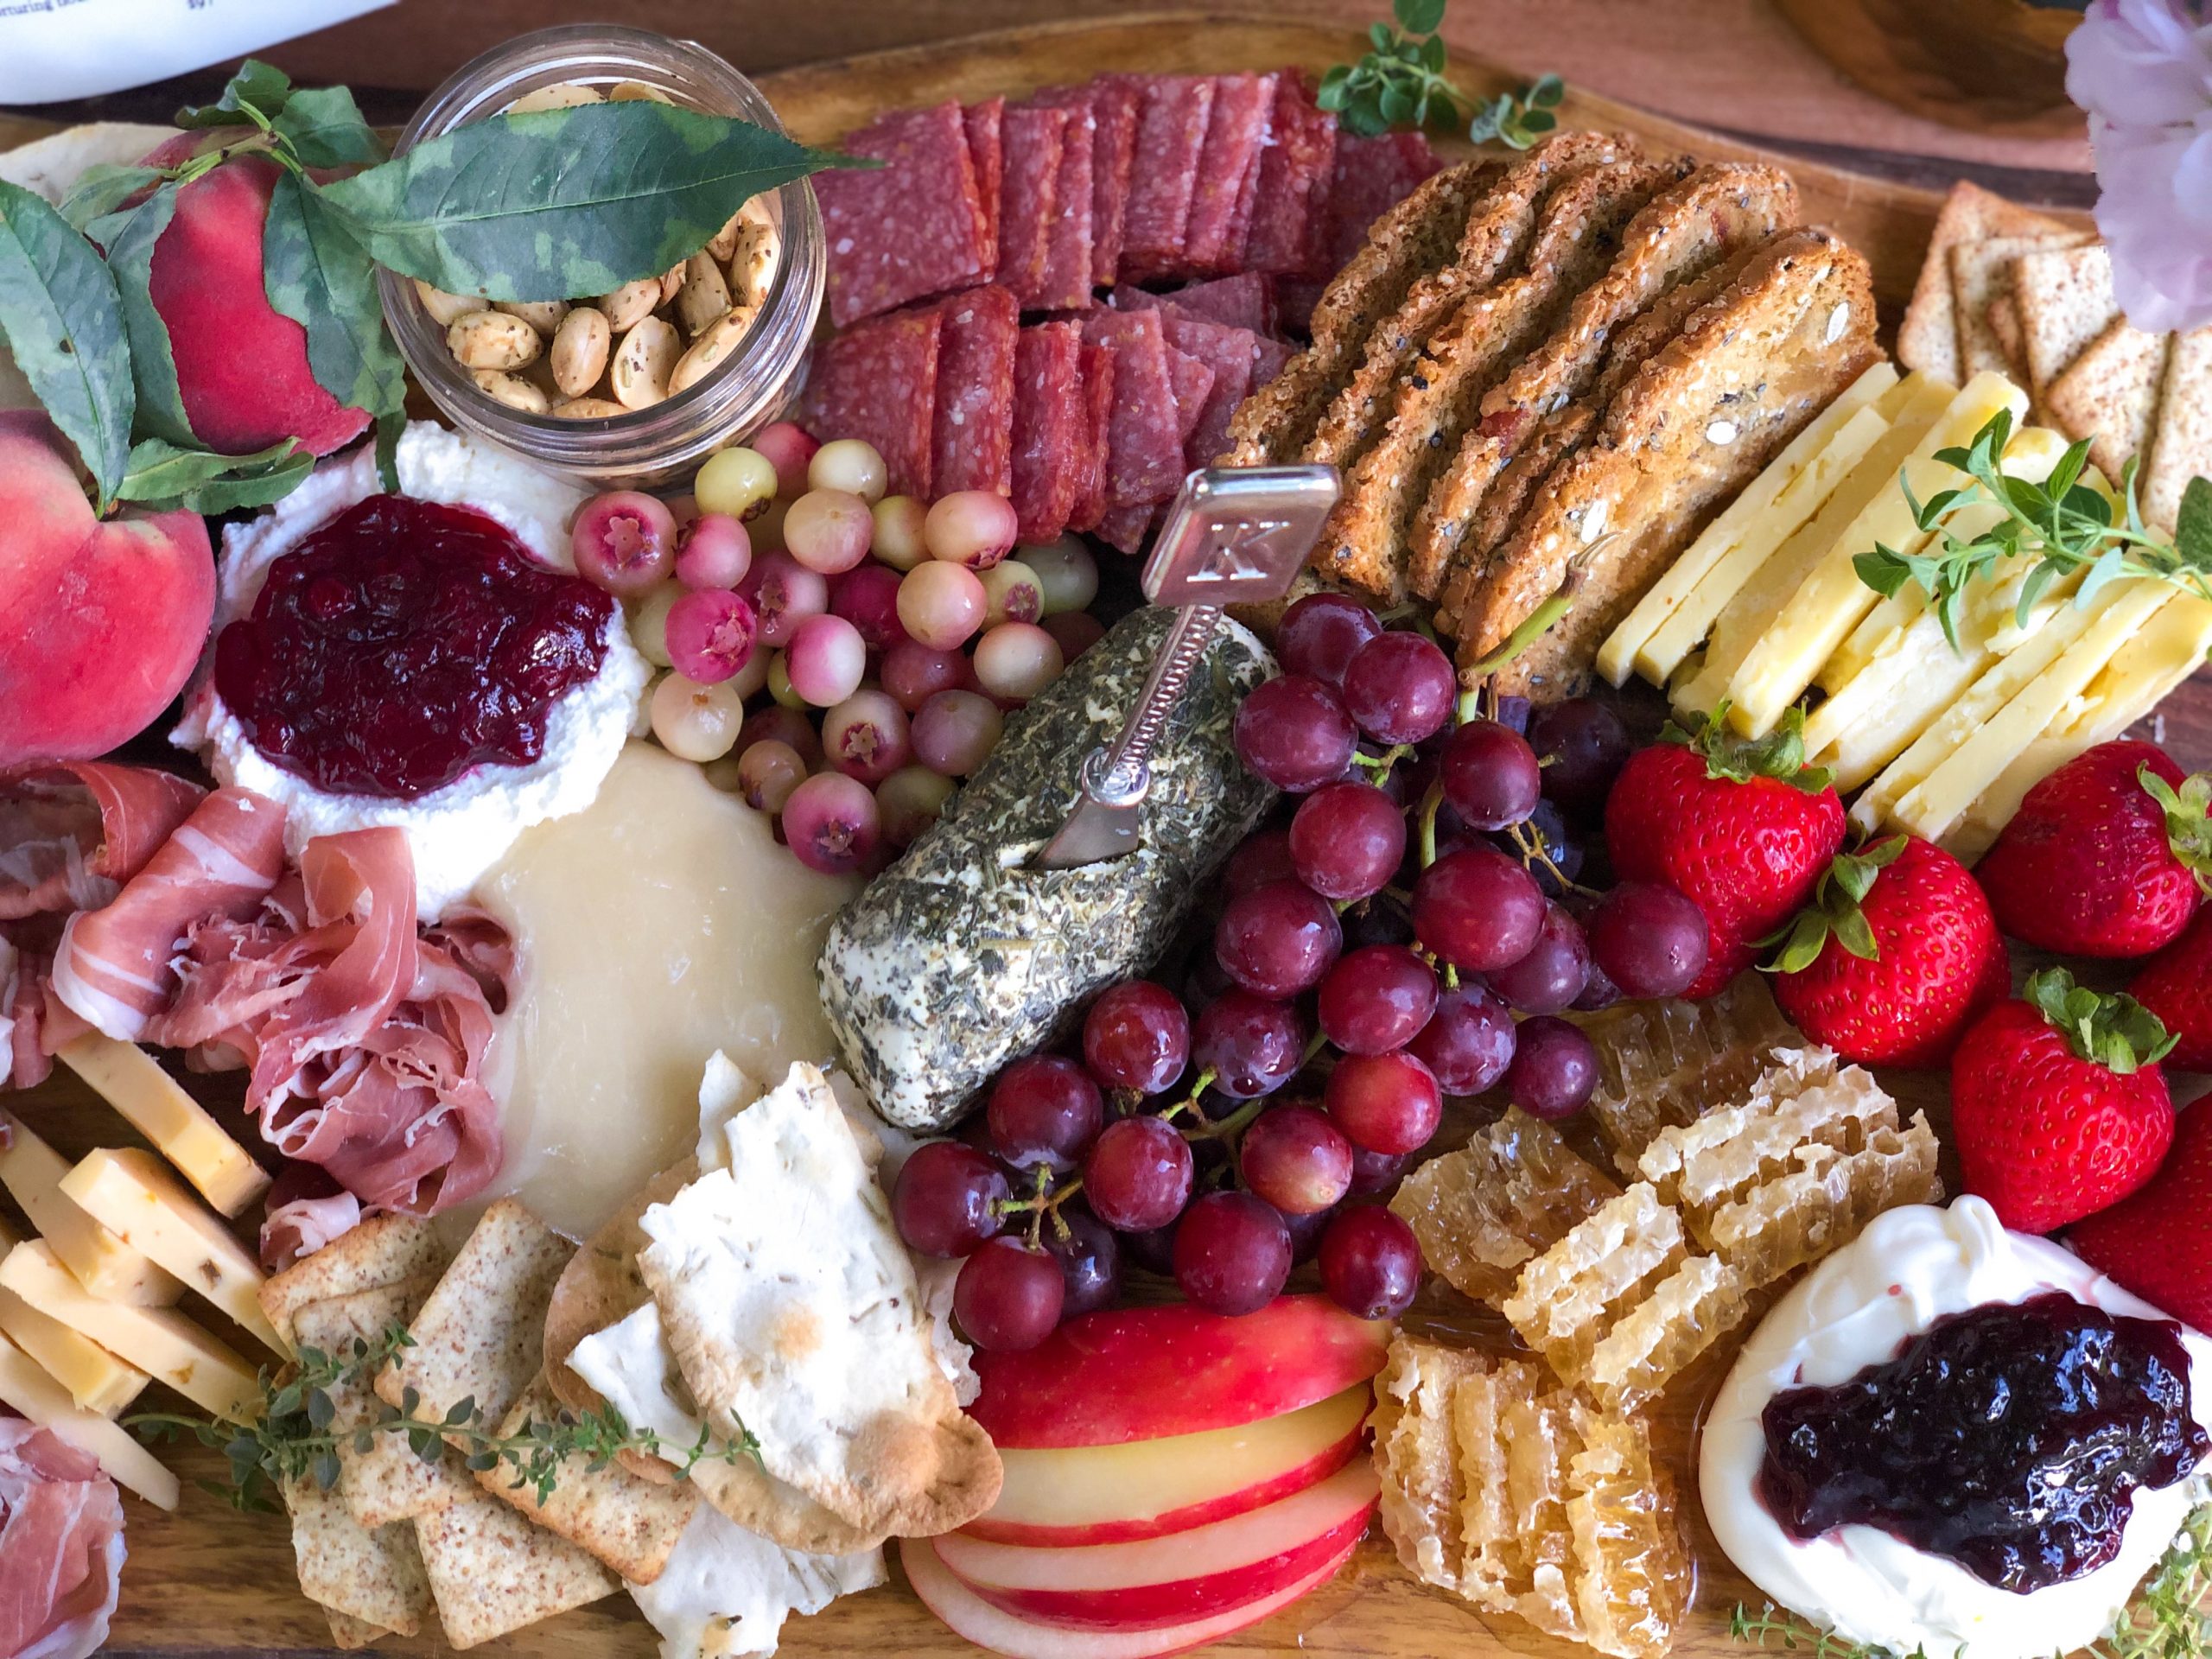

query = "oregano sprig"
[
  {"left": 1467, "top": 73, "right": 1564, "bottom": 149},
  {"left": 1319, "top": 0, "right": 1471, "bottom": 137}
]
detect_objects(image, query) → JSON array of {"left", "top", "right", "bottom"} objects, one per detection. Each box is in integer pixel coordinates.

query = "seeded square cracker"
[
  {"left": 415, "top": 1487, "right": 615, "bottom": 1649},
  {"left": 260, "top": 1215, "right": 448, "bottom": 1349},
  {"left": 2016, "top": 243, "right": 2120, "bottom": 396},
  {"left": 292, "top": 1281, "right": 472, "bottom": 1530},
  {"left": 2047, "top": 318, "right": 2173, "bottom": 486},
  {"left": 1950, "top": 232, "right": 2091, "bottom": 382},
  {"left": 1898, "top": 181, "right": 2082, "bottom": 383},
  {"left": 281, "top": 1469, "right": 433, "bottom": 1637}
]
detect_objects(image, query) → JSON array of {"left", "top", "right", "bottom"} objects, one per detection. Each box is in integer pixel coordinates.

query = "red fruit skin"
[
  {"left": 1771, "top": 836, "right": 2009, "bottom": 1068},
  {"left": 2131, "top": 906, "right": 2212, "bottom": 1071},
  {"left": 2072, "top": 1101, "right": 2212, "bottom": 1329},
  {"left": 1605, "top": 743, "right": 1845, "bottom": 999},
  {"left": 138, "top": 137, "right": 369, "bottom": 457},
  {"left": 1976, "top": 740, "right": 2202, "bottom": 958},
  {"left": 1951, "top": 998, "right": 2176, "bottom": 1233}
]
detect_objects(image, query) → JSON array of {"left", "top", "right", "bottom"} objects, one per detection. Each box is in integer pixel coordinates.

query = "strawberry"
[
  {"left": 1975, "top": 739, "right": 2211, "bottom": 958},
  {"left": 1765, "top": 834, "right": 2009, "bottom": 1067},
  {"left": 2072, "top": 1095, "right": 2212, "bottom": 1329},
  {"left": 1953, "top": 968, "right": 2177, "bottom": 1235},
  {"left": 1605, "top": 703, "right": 1844, "bottom": 999},
  {"left": 2130, "top": 904, "right": 2212, "bottom": 1071}
]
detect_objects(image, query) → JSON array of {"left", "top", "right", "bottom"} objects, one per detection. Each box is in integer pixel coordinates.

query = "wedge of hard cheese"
[
  {"left": 55, "top": 1034, "right": 270, "bottom": 1217},
  {"left": 0, "top": 1108, "right": 181, "bottom": 1306},
  {"left": 0, "top": 1212, "right": 147, "bottom": 1417},
  {"left": 0, "top": 1326, "right": 178, "bottom": 1508}
]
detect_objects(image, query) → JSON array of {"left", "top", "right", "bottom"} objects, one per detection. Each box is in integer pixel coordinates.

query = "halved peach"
[
  {"left": 938, "top": 1459, "right": 1379, "bottom": 1630},
  {"left": 963, "top": 1382, "right": 1369, "bottom": 1547}
]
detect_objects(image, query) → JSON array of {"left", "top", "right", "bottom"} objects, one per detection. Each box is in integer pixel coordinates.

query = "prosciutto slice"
[
  {"left": 0, "top": 1420, "right": 126, "bottom": 1659},
  {"left": 0, "top": 764, "right": 203, "bottom": 923}
]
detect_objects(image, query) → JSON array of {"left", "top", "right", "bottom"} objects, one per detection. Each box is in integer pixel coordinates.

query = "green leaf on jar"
[{"left": 0, "top": 181, "right": 134, "bottom": 510}]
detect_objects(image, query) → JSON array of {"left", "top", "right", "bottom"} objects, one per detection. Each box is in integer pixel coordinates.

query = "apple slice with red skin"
[
  {"left": 938, "top": 1459, "right": 1379, "bottom": 1631},
  {"left": 903, "top": 1529, "right": 1362, "bottom": 1658},
  {"left": 968, "top": 1294, "right": 1389, "bottom": 1449},
  {"left": 965, "top": 1382, "right": 1370, "bottom": 1547}
]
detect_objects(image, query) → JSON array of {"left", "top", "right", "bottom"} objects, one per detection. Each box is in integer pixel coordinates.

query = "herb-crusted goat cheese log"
[{"left": 818, "top": 607, "right": 1276, "bottom": 1129}]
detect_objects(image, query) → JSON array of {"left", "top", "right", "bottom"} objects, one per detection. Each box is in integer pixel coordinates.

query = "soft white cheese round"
[
  {"left": 172, "top": 423, "right": 645, "bottom": 921},
  {"left": 1701, "top": 1198, "right": 2212, "bottom": 1659}
]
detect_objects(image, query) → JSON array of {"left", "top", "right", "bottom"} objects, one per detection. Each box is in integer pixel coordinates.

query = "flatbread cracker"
[
  {"left": 260, "top": 1215, "right": 448, "bottom": 1348},
  {"left": 414, "top": 1487, "right": 615, "bottom": 1650},
  {"left": 1950, "top": 232, "right": 2089, "bottom": 381},
  {"left": 2144, "top": 326, "right": 2212, "bottom": 532},
  {"left": 543, "top": 1160, "right": 696, "bottom": 1427},
  {"left": 292, "top": 1281, "right": 472, "bottom": 1529},
  {"left": 2016, "top": 243, "right": 2120, "bottom": 395},
  {"left": 2046, "top": 318, "right": 2173, "bottom": 485},
  {"left": 1898, "top": 181, "right": 2078, "bottom": 381},
  {"left": 474, "top": 1372, "right": 696, "bottom": 1584},
  {"left": 281, "top": 1471, "right": 434, "bottom": 1637}
]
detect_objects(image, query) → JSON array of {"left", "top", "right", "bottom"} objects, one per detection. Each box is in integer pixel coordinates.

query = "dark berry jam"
[
  {"left": 1759, "top": 1292, "right": 2208, "bottom": 1593},
  {"left": 214, "top": 495, "right": 615, "bottom": 801}
]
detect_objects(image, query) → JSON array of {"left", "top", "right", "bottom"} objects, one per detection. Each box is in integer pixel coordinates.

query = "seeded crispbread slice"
[
  {"left": 2045, "top": 317, "right": 2173, "bottom": 485},
  {"left": 1897, "top": 181, "right": 2080, "bottom": 382},
  {"left": 259, "top": 1215, "right": 448, "bottom": 1349},
  {"left": 2143, "top": 326, "right": 2212, "bottom": 532},
  {"left": 1951, "top": 232, "right": 2092, "bottom": 380},
  {"left": 2016, "top": 243, "right": 2120, "bottom": 396},
  {"left": 281, "top": 1469, "right": 435, "bottom": 1638},
  {"left": 414, "top": 1486, "right": 616, "bottom": 1649},
  {"left": 293, "top": 1280, "right": 472, "bottom": 1529}
]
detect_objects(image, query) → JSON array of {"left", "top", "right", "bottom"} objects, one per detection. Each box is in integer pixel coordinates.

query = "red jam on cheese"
[{"left": 213, "top": 495, "right": 615, "bottom": 801}]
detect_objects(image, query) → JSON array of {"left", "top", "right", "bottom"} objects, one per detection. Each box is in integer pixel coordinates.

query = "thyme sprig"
[
  {"left": 1854, "top": 410, "right": 2212, "bottom": 652},
  {"left": 2102, "top": 1504, "right": 2212, "bottom": 1659},
  {"left": 128, "top": 1325, "right": 759, "bottom": 1512},
  {"left": 1730, "top": 1603, "right": 1929, "bottom": 1659}
]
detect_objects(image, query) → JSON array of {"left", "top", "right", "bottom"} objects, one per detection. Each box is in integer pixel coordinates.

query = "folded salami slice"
[
  {"left": 1117, "top": 76, "right": 1217, "bottom": 283},
  {"left": 819, "top": 607, "right": 1276, "bottom": 1130},
  {"left": 804, "top": 305, "right": 943, "bottom": 498},
  {"left": 1095, "top": 503, "right": 1159, "bottom": 556},
  {"left": 998, "top": 104, "right": 1070, "bottom": 307},
  {"left": 1322, "top": 130, "right": 1446, "bottom": 272},
  {"left": 1115, "top": 272, "right": 1279, "bottom": 336},
  {"left": 1067, "top": 339, "right": 1117, "bottom": 534},
  {"left": 1243, "top": 78, "right": 1338, "bottom": 276},
  {"left": 1164, "top": 343, "right": 1217, "bottom": 449},
  {"left": 817, "top": 101, "right": 993, "bottom": 327},
  {"left": 1009, "top": 322, "right": 1086, "bottom": 544},
  {"left": 1078, "top": 310, "right": 1185, "bottom": 510},
  {"left": 1185, "top": 73, "right": 1278, "bottom": 276},
  {"left": 1027, "top": 99, "right": 1096, "bottom": 312},
  {"left": 931, "top": 285, "right": 1020, "bottom": 498},
  {"left": 964, "top": 98, "right": 1006, "bottom": 276},
  {"left": 1160, "top": 315, "right": 1262, "bottom": 468}
]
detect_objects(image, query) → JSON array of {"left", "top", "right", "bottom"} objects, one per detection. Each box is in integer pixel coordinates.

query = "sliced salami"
[
  {"left": 1114, "top": 271, "right": 1278, "bottom": 336},
  {"left": 1029, "top": 99, "right": 1096, "bottom": 312},
  {"left": 963, "top": 98, "right": 1006, "bottom": 276},
  {"left": 1322, "top": 130, "right": 1445, "bottom": 272},
  {"left": 804, "top": 304, "right": 944, "bottom": 497},
  {"left": 817, "top": 101, "right": 993, "bottom": 327},
  {"left": 1250, "top": 334, "right": 1294, "bottom": 390},
  {"left": 1160, "top": 315, "right": 1262, "bottom": 468},
  {"left": 1184, "top": 73, "right": 1277, "bottom": 276},
  {"left": 1095, "top": 502, "right": 1159, "bottom": 556},
  {"left": 1116, "top": 76, "right": 1217, "bottom": 283},
  {"left": 930, "top": 284, "right": 1020, "bottom": 499},
  {"left": 998, "top": 103, "right": 1071, "bottom": 308},
  {"left": 1085, "top": 77, "right": 1142, "bottom": 287},
  {"left": 1008, "top": 321, "right": 1086, "bottom": 544},
  {"left": 1079, "top": 309, "right": 1186, "bottom": 511},
  {"left": 1243, "top": 78, "right": 1338, "bottom": 276},
  {"left": 1163, "top": 342, "right": 1217, "bottom": 449},
  {"left": 1068, "top": 338, "right": 1118, "bottom": 534}
]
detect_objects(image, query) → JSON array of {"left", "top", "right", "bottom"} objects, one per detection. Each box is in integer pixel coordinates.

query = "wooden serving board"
[{"left": 5, "top": 15, "right": 2203, "bottom": 1659}]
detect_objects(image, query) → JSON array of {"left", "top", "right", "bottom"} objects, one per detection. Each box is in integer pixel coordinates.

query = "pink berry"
[
  {"left": 781, "top": 772, "right": 880, "bottom": 874},
  {"left": 923, "top": 490, "right": 1020, "bottom": 570},
  {"left": 782, "top": 613, "right": 867, "bottom": 707},
  {"left": 571, "top": 491, "right": 677, "bottom": 594},
  {"left": 750, "top": 421, "right": 818, "bottom": 498},
  {"left": 822, "top": 690, "right": 912, "bottom": 785},
  {"left": 663, "top": 588, "right": 758, "bottom": 684},
  {"left": 740, "top": 551, "right": 829, "bottom": 647},
  {"left": 675, "top": 513, "right": 752, "bottom": 590},
  {"left": 784, "top": 488, "right": 874, "bottom": 575}
]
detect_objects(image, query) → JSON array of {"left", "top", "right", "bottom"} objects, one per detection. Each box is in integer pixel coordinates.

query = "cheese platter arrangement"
[{"left": 4, "top": 8, "right": 2212, "bottom": 1659}]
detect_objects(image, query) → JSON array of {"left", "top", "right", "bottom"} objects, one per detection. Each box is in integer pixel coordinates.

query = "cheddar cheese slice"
[
  {"left": 61, "top": 1147, "right": 287, "bottom": 1357},
  {"left": 0, "top": 1327, "right": 179, "bottom": 1508},
  {"left": 55, "top": 1035, "right": 270, "bottom": 1217},
  {"left": 0, "top": 1212, "right": 148, "bottom": 1417},
  {"left": 0, "top": 1240, "right": 260, "bottom": 1421},
  {"left": 0, "top": 1109, "right": 181, "bottom": 1306}
]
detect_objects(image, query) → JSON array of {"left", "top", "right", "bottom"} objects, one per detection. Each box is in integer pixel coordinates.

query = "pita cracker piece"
[
  {"left": 324, "top": 1610, "right": 389, "bottom": 1650},
  {"left": 544, "top": 1159, "right": 697, "bottom": 1428},
  {"left": 261, "top": 1215, "right": 448, "bottom": 1349},
  {"left": 1951, "top": 232, "right": 2088, "bottom": 381},
  {"left": 0, "top": 123, "right": 175, "bottom": 204},
  {"left": 2046, "top": 319, "right": 2174, "bottom": 484},
  {"left": 2017, "top": 243, "right": 2120, "bottom": 394},
  {"left": 571, "top": 1300, "right": 884, "bottom": 1556},
  {"left": 638, "top": 1062, "right": 1001, "bottom": 1540},
  {"left": 281, "top": 1471, "right": 434, "bottom": 1637},
  {"left": 377, "top": 1199, "right": 571, "bottom": 1432},
  {"left": 694, "top": 1051, "right": 761, "bottom": 1173},
  {"left": 474, "top": 1372, "right": 697, "bottom": 1584},
  {"left": 292, "top": 1281, "right": 473, "bottom": 1529},
  {"left": 415, "top": 1486, "right": 617, "bottom": 1649},
  {"left": 628, "top": 1501, "right": 886, "bottom": 1659},
  {"left": 2143, "top": 326, "right": 2212, "bottom": 532},
  {"left": 1899, "top": 181, "right": 2079, "bottom": 381}
]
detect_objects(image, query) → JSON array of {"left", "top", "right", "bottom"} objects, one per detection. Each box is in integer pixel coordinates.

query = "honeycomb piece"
[
  {"left": 1500, "top": 1185, "right": 1688, "bottom": 1381},
  {"left": 1391, "top": 1109, "right": 1623, "bottom": 1306},
  {"left": 1370, "top": 1333, "right": 1493, "bottom": 1591},
  {"left": 1576, "top": 976, "right": 1797, "bottom": 1173},
  {"left": 1565, "top": 1402, "right": 1692, "bottom": 1659},
  {"left": 1581, "top": 1251, "right": 1751, "bottom": 1414}
]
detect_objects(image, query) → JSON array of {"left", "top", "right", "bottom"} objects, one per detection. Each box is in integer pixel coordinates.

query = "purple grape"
[
  {"left": 1485, "top": 900, "right": 1591, "bottom": 1015},
  {"left": 1191, "top": 991, "right": 1309, "bottom": 1099},
  {"left": 1318, "top": 944, "right": 1440, "bottom": 1055},
  {"left": 1505, "top": 1015, "right": 1599, "bottom": 1121},
  {"left": 1276, "top": 593, "right": 1383, "bottom": 685},
  {"left": 1048, "top": 1208, "right": 1122, "bottom": 1319},
  {"left": 1173, "top": 1192, "right": 1292, "bottom": 1315},
  {"left": 1408, "top": 982, "right": 1516, "bottom": 1096},
  {"left": 1214, "top": 880, "right": 1343, "bottom": 999},
  {"left": 1289, "top": 781, "right": 1407, "bottom": 902},
  {"left": 1318, "top": 1205, "right": 1422, "bottom": 1319},
  {"left": 1234, "top": 676, "right": 1357, "bottom": 791},
  {"left": 1528, "top": 697, "right": 1631, "bottom": 819},
  {"left": 1440, "top": 720, "right": 1541, "bottom": 831},
  {"left": 1413, "top": 847, "right": 1545, "bottom": 971},
  {"left": 1588, "top": 880, "right": 1709, "bottom": 999},
  {"left": 1340, "top": 632, "right": 1456, "bottom": 745}
]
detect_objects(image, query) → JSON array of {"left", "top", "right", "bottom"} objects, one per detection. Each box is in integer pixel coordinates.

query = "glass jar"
[{"left": 377, "top": 23, "right": 824, "bottom": 487}]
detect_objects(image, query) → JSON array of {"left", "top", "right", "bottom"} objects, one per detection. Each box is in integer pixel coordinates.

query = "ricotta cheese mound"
[
  {"left": 171, "top": 423, "right": 645, "bottom": 919},
  {"left": 626, "top": 1502, "right": 884, "bottom": 1659}
]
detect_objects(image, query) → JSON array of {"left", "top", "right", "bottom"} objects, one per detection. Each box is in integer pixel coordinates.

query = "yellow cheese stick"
[
  {"left": 61, "top": 1148, "right": 287, "bottom": 1357},
  {"left": 1597, "top": 360, "right": 1902, "bottom": 687},
  {"left": 0, "top": 1241, "right": 260, "bottom": 1422},
  {"left": 0, "top": 1212, "right": 148, "bottom": 1417},
  {"left": 55, "top": 1035, "right": 270, "bottom": 1218},
  {"left": 1673, "top": 376, "right": 1957, "bottom": 720},
  {"left": 1726, "top": 372, "right": 2029, "bottom": 737},
  {"left": 0, "top": 1327, "right": 179, "bottom": 1508},
  {"left": 0, "top": 1109, "right": 182, "bottom": 1306}
]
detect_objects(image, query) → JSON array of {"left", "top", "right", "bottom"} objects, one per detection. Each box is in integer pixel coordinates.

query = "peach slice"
[
  {"left": 968, "top": 1294, "right": 1389, "bottom": 1449},
  {"left": 938, "top": 1459, "right": 1379, "bottom": 1631},
  {"left": 902, "top": 1529, "right": 1361, "bottom": 1657},
  {"left": 963, "top": 1382, "right": 1369, "bottom": 1547}
]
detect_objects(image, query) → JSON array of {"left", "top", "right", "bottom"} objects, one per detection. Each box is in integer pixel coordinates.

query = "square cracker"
[
  {"left": 377, "top": 1199, "right": 571, "bottom": 1433},
  {"left": 260, "top": 1215, "right": 448, "bottom": 1348},
  {"left": 415, "top": 1487, "right": 616, "bottom": 1649},
  {"left": 2144, "top": 326, "right": 2212, "bottom": 532},
  {"left": 2046, "top": 318, "right": 2174, "bottom": 485},
  {"left": 1898, "top": 181, "right": 2080, "bottom": 382},
  {"left": 281, "top": 1470, "right": 434, "bottom": 1637},
  {"left": 2016, "top": 243, "right": 2120, "bottom": 395},
  {"left": 324, "top": 1610, "right": 388, "bottom": 1649},
  {"left": 292, "top": 1281, "right": 473, "bottom": 1529},
  {"left": 474, "top": 1372, "right": 697, "bottom": 1585},
  {"left": 1951, "top": 232, "right": 2091, "bottom": 381}
]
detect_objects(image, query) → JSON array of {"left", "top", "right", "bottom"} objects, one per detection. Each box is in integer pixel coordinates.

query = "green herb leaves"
[
  {"left": 1468, "top": 73, "right": 1563, "bottom": 149},
  {"left": 0, "top": 181, "right": 133, "bottom": 508},
  {"left": 2102, "top": 1505, "right": 2212, "bottom": 1659},
  {"left": 1854, "top": 410, "right": 2212, "bottom": 650},
  {"left": 1319, "top": 0, "right": 1470, "bottom": 137}
]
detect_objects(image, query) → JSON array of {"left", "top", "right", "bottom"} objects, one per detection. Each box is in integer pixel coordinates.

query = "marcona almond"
[
  {"left": 494, "top": 298, "right": 569, "bottom": 334},
  {"left": 550, "top": 306, "right": 613, "bottom": 398},
  {"left": 708, "top": 213, "right": 743, "bottom": 263},
  {"left": 610, "top": 316, "right": 680, "bottom": 409},
  {"left": 552, "top": 396, "right": 630, "bottom": 420},
  {"left": 600, "top": 278, "right": 659, "bottom": 332},
  {"left": 669, "top": 307, "right": 755, "bottom": 395},
  {"left": 657, "top": 263, "right": 686, "bottom": 307},
  {"left": 609, "top": 79, "right": 674, "bottom": 103},
  {"left": 472, "top": 368, "right": 550, "bottom": 413},
  {"left": 728, "top": 214, "right": 778, "bottom": 308},
  {"left": 448, "top": 310, "right": 542, "bottom": 370},
  {"left": 415, "top": 281, "right": 477, "bottom": 327},
  {"left": 677, "top": 252, "right": 733, "bottom": 337},
  {"left": 508, "top": 81, "right": 603, "bottom": 113}
]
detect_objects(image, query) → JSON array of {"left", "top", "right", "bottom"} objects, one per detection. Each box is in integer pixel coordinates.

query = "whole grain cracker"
[
  {"left": 2045, "top": 317, "right": 2173, "bottom": 485},
  {"left": 1951, "top": 232, "right": 2091, "bottom": 381},
  {"left": 292, "top": 1280, "right": 471, "bottom": 1529},
  {"left": 2016, "top": 243, "right": 2119, "bottom": 395},
  {"left": 1898, "top": 181, "right": 2079, "bottom": 382},
  {"left": 414, "top": 1487, "right": 615, "bottom": 1649},
  {"left": 2143, "top": 326, "right": 2212, "bottom": 532},
  {"left": 259, "top": 1215, "right": 448, "bottom": 1348},
  {"left": 323, "top": 1610, "right": 388, "bottom": 1649},
  {"left": 281, "top": 1470, "right": 434, "bottom": 1637}
]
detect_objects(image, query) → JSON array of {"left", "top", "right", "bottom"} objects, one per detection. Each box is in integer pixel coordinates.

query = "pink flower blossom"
[{"left": 2069, "top": 0, "right": 2212, "bottom": 332}]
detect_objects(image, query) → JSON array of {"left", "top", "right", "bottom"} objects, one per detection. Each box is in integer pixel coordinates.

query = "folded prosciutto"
[
  {"left": 0, "top": 1420, "right": 126, "bottom": 1659},
  {"left": 0, "top": 763, "right": 204, "bottom": 923}
]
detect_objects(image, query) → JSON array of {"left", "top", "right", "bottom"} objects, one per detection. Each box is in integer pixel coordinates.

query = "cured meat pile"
[
  {"left": 808, "top": 73, "right": 1442, "bottom": 551},
  {"left": 0, "top": 1420, "right": 126, "bottom": 1659}
]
